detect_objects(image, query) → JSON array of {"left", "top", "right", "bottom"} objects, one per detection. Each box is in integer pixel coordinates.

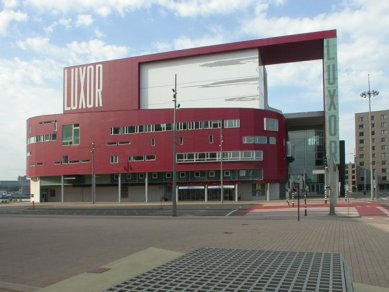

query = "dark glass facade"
[{"left": 288, "top": 128, "right": 325, "bottom": 195}]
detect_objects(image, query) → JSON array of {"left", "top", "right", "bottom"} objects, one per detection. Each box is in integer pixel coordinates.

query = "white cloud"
[
  {"left": 24, "top": 0, "right": 254, "bottom": 17},
  {"left": 3, "top": 0, "right": 20, "bottom": 9},
  {"left": 66, "top": 39, "right": 128, "bottom": 63},
  {"left": 16, "top": 36, "right": 128, "bottom": 64},
  {"left": 152, "top": 33, "right": 226, "bottom": 52},
  {"left": 157, "top": 0, "right": 255, "bottom": 17},
  {"left": 76, "top": 14, "right": 94, "bottom": 26},
  {"left": 0, "top": 9, "right": 28, "bottom": 35},
  {"left": 0, "top": 58, "right": 62, "bottom": 179}
]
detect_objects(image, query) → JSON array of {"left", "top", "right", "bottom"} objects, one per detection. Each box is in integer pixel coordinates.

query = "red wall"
[{"left": 27, "top": 108, "right": 287, "bottom": 182}]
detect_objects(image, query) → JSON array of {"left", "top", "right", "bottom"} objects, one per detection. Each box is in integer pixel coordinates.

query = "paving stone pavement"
[{"left": 1, "top": 212, "right": 389, "bottom": 291}]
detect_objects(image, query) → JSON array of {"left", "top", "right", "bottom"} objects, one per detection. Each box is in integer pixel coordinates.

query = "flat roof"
[
  {"left": 136, "top": 30, "right": 336, "bottom": 65},
  {"left": 285, "top": 111, "right": 325, "bottom": 128}
]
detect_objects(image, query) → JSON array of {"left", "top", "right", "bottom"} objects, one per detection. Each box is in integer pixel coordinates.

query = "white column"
[
  {"left": 118, "top": 173, "right": 121, "bottom": 203},
  {"left": 235, "top": 183, "right": 238, "bottom": 202},
  {"left": 176, "top": 185, "right": 179, "bottom": 202},
  {"left": 30, "top": 177, "right": 41, "bottom": 203},
  {"left": 145, "top": 173, "right": 148, "bottom": 203},
  {"left": 61, "top": 175, "right": 64, "bottom": 203},
  {"left": 266, "top": 183, "right": 270, "bottom": 201},
  {"left": 205, "top": 185, "right": 208, "bottom": 202}
]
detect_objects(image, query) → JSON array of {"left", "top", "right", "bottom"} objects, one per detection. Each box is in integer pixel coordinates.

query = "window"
[
  {"left": 239, "top": 170, "right": 246, "bottom": 176},
  {"left": 179, "top": 172, "right": 186, "bottom": 178},
  {"left": 264, "top": 118, "right": 279, "bottom": 131},
  {"left": 381, "top": 122, "right": 387, "bottom": 128},
  {"left": 166, "top": 173, "right": 172, "bottom": 179},
  {"left": 62, "top": 155, "right": 69, "bottom": 164},
  {"left": 209, "top": 135, "right": 214, "bottom": 144},
  {"left": 138, "top": 173, "right": 145, "bottom": 179},
  {"left": 382, "top": 137, "right": 387, "bottom": 143},
  {"left": 118, "top": 141, "right": 130, "bottom": 145},
  {"left": 359, "top": 139, "right": 364, "bottom": 144},
  {"left": 132, "top": 155, "right": 144, "bottom": 161},
  {"left": 151, "top": 138, "right": 156, "bottom": 146},
  {"left": 383, "top": 176, "right": 387, "bottom": 181},
  {"left": 382, "top": 168, "right": 387, "bottom": 173},
  {"left": 381, "top": 114, "right": 387, "bottom": 121},
  {"left": 145, "top": 155, "right": 156, "bottom": 161},
  {"left": 224, "top": 119, "right": 240, "bottom": 128},
  {"left": 359, "top": 124, "right": 364, "bottom": 129},
  {"left": 359, "top": 146, "right": 364, "bottom": 151},
  {"left": 268, "top": 137, "right": 276, "bottom": 144},
  {"left": 179, "top": 137, "right": 184, "bottom": 145},
  {"left": 359, "top": 132, "right": 364, "bottom": 137},
  {"left": 110, "top": 155, "right": 119, "bottom": 164},
  {"left": 371, "top": 131, "right": 375, "bottom": 136},
  {"left": 194, "top": 171, "right": 201, "bottom": 178},
  {"left": 255, "top": 136, "right": 267, "bottom": 144},
  {"left": 382, "top": 145, "right": 387, "bottom": 151},
  {"left": 223, "top": 170, "right": 231, "bottom": 177},
  {"left": 382, "top": 129, "right": 387, "bottom": 135},
  {"left": 382, "top": 160, "right": 386, "bottom": 165},
  {"left": 62, "top": 124, "right": 80, "bottom": 145},
  {"left": 243, "top": 136, "right": 254, "bottom": 144},
  {"left": 209, "top": 171, "right": 215, "bottom": 177},
  {"left": 360, "top": 162, "right": 364, "bottom": 166},
  {"left": 359, "top": 116, "right": 364, "bottom": 122},
  {"left": 152, "top": 173, "right": 158, "bottom": 179}
]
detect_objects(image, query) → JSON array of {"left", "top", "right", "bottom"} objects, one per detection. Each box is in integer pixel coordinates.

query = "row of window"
[
  {"left": 110, "top": 119, "right": 240, "bottom": 135},
  {"left": 242, "top": 136, "right": 276, "bottom": 144},
  {"left": 109, "top": 151, "right": 263, "bottom": 165},
  {"left": 358, "top": 113, "right": 387, "bottom": 122},
  {"left": 29, "top": 117, "right": 280, "bottom": 146},
  {"left": 27, "top": 133, "right": 57, "bottom": 144},
  {"left": 176, "top": 151, "right": 263, "bottom": 163},
  {"left": 110, "top": 117, "right": 279, "bottom": 136},
  {"left": 358, "top": 129, "right": 388, "bottom": 137},
  {"left": 359, "top": 160, "right": 387, "bottom": 167},
  {"left": 114, "top": 170, "right": 240, "bottom": 181}
]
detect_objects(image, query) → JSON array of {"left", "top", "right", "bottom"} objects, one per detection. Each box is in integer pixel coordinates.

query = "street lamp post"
[
  {"left": 360, "top": 74, "right": 379, "bottom": 200},
  {"left": 91, "top": 141, "right": 95, "bottom": 204},
  {"left": 172, "top": 74, "right": 178, "bottom": 217},
  {"left": 219, "top": 127, "right": 223, "bottom": 203}
]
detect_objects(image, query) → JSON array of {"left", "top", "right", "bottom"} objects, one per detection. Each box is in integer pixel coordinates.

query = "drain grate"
[{"left": 105, "top": 248, "right": 353, "bottom": 292}]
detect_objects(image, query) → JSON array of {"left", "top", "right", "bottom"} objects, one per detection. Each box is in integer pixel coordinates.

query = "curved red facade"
[{"left": 27, "top": 108, "right": 287, "bottom": 181}]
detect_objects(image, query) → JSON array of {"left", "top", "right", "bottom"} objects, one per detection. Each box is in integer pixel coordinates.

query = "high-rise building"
[{"left": 355, "top": 109, "right": 389, "bottom": 194}]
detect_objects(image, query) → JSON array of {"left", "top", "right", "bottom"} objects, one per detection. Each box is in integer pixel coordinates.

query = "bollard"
[
  {"left": 324, "top": 192, "right": 327, "bottom": 204},
  {"left": 32, "top": 201, "right": 35, "bottom": 209},
  {"left": 304, "top": 195, "right": 307, "bottom": 216},
  {"left": 292, "top": 192, "right": 295, "bottom": 207}
]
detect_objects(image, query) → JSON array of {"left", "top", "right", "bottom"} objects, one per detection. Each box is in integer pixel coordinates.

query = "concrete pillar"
[
  {"left": 61, "top": 175, "right": 64, "bottom": 203},
  {"left": 145, "top": 173, "right": 148, "bottom": 203},
  {"left": 118, "top": 173, "right": 121, "bottom": 203},
  {"left": 235, "top": 183, "right": 238, "bottom": 202},
  {"left": 205, "top": 185, "right": 208, "bottom": 202}
]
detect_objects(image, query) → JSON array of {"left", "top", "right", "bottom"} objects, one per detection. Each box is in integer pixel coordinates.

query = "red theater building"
[{"left": 27, "top": 30, "right": 339, "bottom": 203}]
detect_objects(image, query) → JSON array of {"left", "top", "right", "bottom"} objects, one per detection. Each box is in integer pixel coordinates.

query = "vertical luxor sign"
[
  {"left": 64, "top": 64, "right": 103, "bottom": 111},
  {"left": 324, "top": 38, "right": 339, "bottom": 164}
]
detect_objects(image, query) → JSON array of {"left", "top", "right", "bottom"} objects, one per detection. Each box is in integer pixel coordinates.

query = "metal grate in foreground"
[{"left": 105, "top": 248, "right": 353, "bottom": 292}]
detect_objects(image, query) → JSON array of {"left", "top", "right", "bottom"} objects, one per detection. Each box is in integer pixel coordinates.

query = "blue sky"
[{"left": 0, "top": 0, "right": 388, "bottom": 179}]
